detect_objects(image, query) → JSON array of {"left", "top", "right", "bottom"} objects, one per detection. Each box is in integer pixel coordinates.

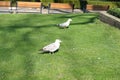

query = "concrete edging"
[{"left": 99, "top": 11, "right": 120, "bottom": 29}]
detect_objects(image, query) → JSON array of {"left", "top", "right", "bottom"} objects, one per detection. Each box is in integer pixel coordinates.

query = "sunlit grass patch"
[{"left": 0, "top": 13, "right": 120, "bottom": 80}]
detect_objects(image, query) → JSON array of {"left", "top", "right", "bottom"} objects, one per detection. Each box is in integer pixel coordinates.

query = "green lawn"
[{"left": 0, "top": 13, "right": 120, "bottom": 80}]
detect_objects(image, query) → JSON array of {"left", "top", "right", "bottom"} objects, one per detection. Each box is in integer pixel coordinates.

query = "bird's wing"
[
  {"left": 59, "top": 21, "right": 68, "bottom": 27},
  {"left": 43, "top": 42, "right": 60, "bottom": 52},
  {"left": 59, "top": 21, "right": 70, "bottom": 27},
  {"left": 43, "top": 43, "right": 56, "bottom": 52}
]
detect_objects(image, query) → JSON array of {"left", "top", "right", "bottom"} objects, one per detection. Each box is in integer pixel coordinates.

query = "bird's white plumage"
[
  {"left": 58, "top": 18, "right": 72, "bottom": 28},
  {"left": 42, "top": 39, "right": 62, "bottom": 53}
]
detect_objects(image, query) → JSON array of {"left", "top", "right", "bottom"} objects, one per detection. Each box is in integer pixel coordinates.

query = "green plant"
[
  {"left": 107, "top": 8, "right": 120, "bottom": 18},
  {"left": 1, "top": 0, "right": 120, "bottom": 9},
  {"left": 88, "top": 1, "right": 120, "bottom": 8}
]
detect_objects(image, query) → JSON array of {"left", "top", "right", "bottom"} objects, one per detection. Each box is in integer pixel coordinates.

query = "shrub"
[
  {"left": 41, "top": 0, "right": 80, "bottom": 8},
  {"left": 1, "top": 0, "right": 120, "bottom": 9},
  {"left": 41, "top": 0, "right": 120, "bottom": 9},
  {"left": 88, "top": 1, "right": 120, "bottom": 8},
  {"left": 107, "top": 8, "right": 120, "bottom": 18},
  {"left": 39, "top": 0, "right": 120, "bottom": 9}
]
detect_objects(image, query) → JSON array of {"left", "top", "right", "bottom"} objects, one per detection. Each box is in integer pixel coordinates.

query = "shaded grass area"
[{"left": 0, "top": 13, "right": 120, "bottom": 80}]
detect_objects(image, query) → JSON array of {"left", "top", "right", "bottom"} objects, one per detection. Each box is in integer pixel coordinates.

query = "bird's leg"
[
  {"left": 50, "top": 52, "right": 53, "bottom": 54},
  {"left": 66, "top": 26, "right": 69, "bottom": 28}
]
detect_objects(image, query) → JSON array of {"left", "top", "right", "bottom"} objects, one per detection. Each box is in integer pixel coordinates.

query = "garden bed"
[{"left": 107, "top": 8, "right": 120, "bottom": 18}]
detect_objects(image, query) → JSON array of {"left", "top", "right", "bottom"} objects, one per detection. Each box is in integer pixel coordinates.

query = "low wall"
[{"left": 99, "top": 11, "right": 120, "bottom": 29}]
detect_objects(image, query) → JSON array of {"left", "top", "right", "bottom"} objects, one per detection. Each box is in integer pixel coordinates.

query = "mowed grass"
[{"left": 0, "top": 13, "right": 120, "bottom": 80}]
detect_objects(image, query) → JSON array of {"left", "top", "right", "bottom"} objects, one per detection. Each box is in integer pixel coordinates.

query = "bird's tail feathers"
[
  {"left": 39, "top": 48, "right": 43, "bottom": 51},
  {"left": 38, "top": 49, "right": 45, "bottom": 54},
  {"left": 39, "top": 49, "right": 51, "bottom": 54},
  {"left": 57, "top": 24, "right": 58, "bottom": 26}
]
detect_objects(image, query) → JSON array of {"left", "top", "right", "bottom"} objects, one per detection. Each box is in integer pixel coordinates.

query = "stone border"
[{"left": 99, "top": 11, "right": 120, "bottom": 29}]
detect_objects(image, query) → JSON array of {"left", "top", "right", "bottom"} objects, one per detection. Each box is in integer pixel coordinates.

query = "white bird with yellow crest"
[
  {"left": 57, "top": 18, "right": 72, "bottom": 28},
  {"left": 40, "top": 39, "right": 62, "bottom": 54}
]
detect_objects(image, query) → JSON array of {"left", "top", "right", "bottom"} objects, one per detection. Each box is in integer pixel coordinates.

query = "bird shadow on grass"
[
  {"left": 58, "top": 27, "right": 69, "bottom": 29},
  {"left": 38, "top": 49, "right": 59, "bottom": 55}
]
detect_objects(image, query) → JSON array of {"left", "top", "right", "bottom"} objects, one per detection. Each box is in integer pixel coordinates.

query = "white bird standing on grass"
[
  {"left": 40, "top": 39, "right": 62, "bottom": 54},
  {"left": 57, "top": 18, "right": 72, "bottom": 28}
]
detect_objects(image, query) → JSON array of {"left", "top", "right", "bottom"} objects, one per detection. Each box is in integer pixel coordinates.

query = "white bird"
[
  {"left": 40, "top": 39, "right": 62, "bottom": 54},
  {"left": 57, "top": 18, "right": 72, "bottom": 28}
]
